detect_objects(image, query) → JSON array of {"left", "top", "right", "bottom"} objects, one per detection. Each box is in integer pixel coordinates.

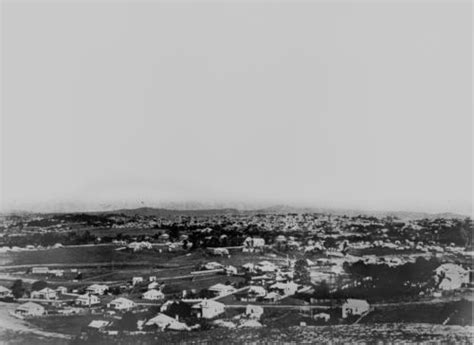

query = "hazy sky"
[{"left": 1, "top": 1, "right": 472, "bottom": 214}]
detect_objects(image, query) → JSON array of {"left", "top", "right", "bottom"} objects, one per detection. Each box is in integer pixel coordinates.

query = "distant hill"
[
  {"left": 86, "top": 205, "right": 469, "bottom": 220},
  {"left": 93, "top": 207, "right": 243, "bottom": 217}
]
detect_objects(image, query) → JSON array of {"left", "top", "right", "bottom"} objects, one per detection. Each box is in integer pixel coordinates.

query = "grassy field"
[
  {"left": 68, "top": 323, "right": 474, "bottom": 344},
  {"left": 362, "top": 300, "right": 473, "bottom": 326}
]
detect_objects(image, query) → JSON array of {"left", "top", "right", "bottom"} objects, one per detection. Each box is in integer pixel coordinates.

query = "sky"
[{"left": 1, "top": 1, "right": 472, "bottom": 215}]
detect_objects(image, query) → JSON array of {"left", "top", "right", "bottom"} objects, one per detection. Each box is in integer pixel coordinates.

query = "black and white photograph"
[{"left": 0, "top": 0, "right": 472, "bottom": 344}]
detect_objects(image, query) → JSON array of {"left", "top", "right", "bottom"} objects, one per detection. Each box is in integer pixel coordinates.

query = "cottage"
[
  {"left": 239, "top": 286, "right": 266, "bottom": 302},
  {"left": 243, "top": 237, "right": 265, "bottom": 252},
  {"left": 88, "top": 320, "right": 110, "bottom": 329},
  {"left": 108, "top": 297, "right": 135, "bottom": 311},
  {"left": 132, "top": 277, "right": 144, "bottom": 286},
  {"left": 86, "top": 284, "right": 108, "bottom": 295},
  {"left": 0, "top": 285, "right": 12, "bottom": 298},
  {"left": 31, "top": 267, "right": 49, "bottom": 274},
  {"left": 56, "top": 286, "right": 68, "bottom": 294},
  {"left": 145, "top": 313, "right": 189, "bottom": 331},
  {"left": 263, "top": 292, "right": 281, "bottom": 303},
  {"left": 342, "top": 299, "right": 370, "bottom": 318},
  {"left": 75, "top": 293, "right": 101, "bottom": 306},
  {"left": 31, "top": 287, "right": 57, "bottom": 300},
  {"left": 314, "top": 312, "right": 330, "bottom": 322},
  {"left": 142, "top": 289, "right": 165, "bottom": 301},
  {"left": 192, "top": 300, "right": 225, "bottom": 319},
  {"left": 269, "top": 282, "right": 299, "bottom": 296},
  {"left": 208, "top": 248, "right": 229, "bottom": 256},
  {"left": 208, "top": 283, "right": 236, "bottom": 297},
  {"left": 225, "top": 265, "right": 238, "bottom": 276},
  {"left": 15, "top": 302, "right": 45, "bottom": 317},
  {"left": 148, "top": 281, "right": 160, "bottom": 290},
  {"left": 202, "top": 262, "right": 224, "bottom": 270},
  {"left": 434, "top": 264, "right": 469, "bottom": 290},
  {"left": 256, "top": 261, "right": 278, "bottom": 273},
  {"left": 245, "top": 305, "right": 264, "bottom": 319}
]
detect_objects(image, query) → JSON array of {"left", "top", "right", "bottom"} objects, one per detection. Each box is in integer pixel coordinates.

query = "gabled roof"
[{"left": 192, "top": 299, "right": 225, "bottom": 309}]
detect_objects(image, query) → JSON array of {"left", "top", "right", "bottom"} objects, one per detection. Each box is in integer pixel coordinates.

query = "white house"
[
  {"left": 192, "top": 300, "right": 225, "bottom": 319},
  {"left": 108, "top": 297, "right": 135, "bottom": 311},
  {"left": 208, "top": 248, "right": 229, "bottom": 256},
  {"left": 15, "top": 302, "right": 45, "bottom": 317},
  {"left": 0, "top": 285, "right": 12, "bottom": 298},
  {"left": 86, "top": 284, "right": 108, "bottom": 295},
  {"left": 148, "top": 281, "right": 160, "bottom": 290},
  {"left": 132, "top": 277, "right": 144, "bottom": 286},
  {"left": 31, "top": 267, "right": 49, "bottom": 274},
  {"left": 31, "top": 287, "right": 58, "bottom": 300},
  {"left": 225, "top": 265, "right": 238, "bottom": 276},
  {"left": 145, "top": 313, "right": 190, "bottom": 331},
  {"left": 88, "top": 320, "right": 110, "bottom": 329},
  {"left": 142, "top": 289, "right": 165, "bottom": 301},
  {"left": 270, "top": 282, "right": 299, "bottom": 296},
  {"left": 245, "top": 305, "right": 264, "bottom": 319},
  {"left": 256, "top": 261, "right": 278, "bottom": 273},
  {"left": 434, "top": 264, "right": 469, "bottom": 290},
  {"left": 243, "top": 237, "right": 265, "bottom": 252},
  {"left": 202, "top": 262, "right": 224, "bottom": 270},
  {"left": 314, "top": 312, "right": 331, "bottom": 322},
  {"left": 263, "top": 292, "right": 281, "bottom": 303},
  {"left": 56, "top": 286, "right": 68, "bottom": 294},
  {"left": 208, "top": 283, "right": 236, "bottom": 297},
  {"left": 75, "top": 293, "right": 101, "bottom": 307},
  {"left": 342, "top": 299, "right": 370, "bottom": 318}
]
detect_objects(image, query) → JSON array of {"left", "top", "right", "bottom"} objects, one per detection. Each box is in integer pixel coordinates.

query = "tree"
[
  {"left": 118, "top": 312, "right": 138, "bottom": 331},
  {"left": 11, "top": 279, "right": 25, "bottom": 299},
  {"left": 31, "top": 280, "right": 48, "bottom": 291},
  {"left": 294, "top": 259, "right": 311, "bottom": 285}
]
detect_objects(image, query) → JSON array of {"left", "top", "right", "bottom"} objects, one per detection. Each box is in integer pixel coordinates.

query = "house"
[
  {"left": 224, "top": 265, "right": 238, "bottom": 276},
  {"left": 75, "top": 293, "right": 101, "bottom": 306},
  {"left": 256, "top": 261, "right": 278, "bottom": 273},
  {"left": 49, "top": 269, "right": 64, "bottom": 277},
  {"left": 56, "top": 286, "right": 68, "bottom": 294},
  {"left": 86, "top": 284, "right": 108, "bottom": 295},
  {"left": 127, "top": 241, "right": 152, "bottom": 251},
  {"left": 149, "top": 276, "right": 157, "bottom": 282},
  {"left": 208, "top": 283, "right": 236, "bottom": 297},
  {"left": 145, "top": 313, "right": 189, "bottom": 331},
  {"left": 108, "top": 297, "right": 135, "bottom": 311},
  {"left": 192, "top": 300, "right": 225, "bottom": 319},
  {"left": 434, "top": 264, "right": 469, "bottom": 290},
  {"left": 245, "top": 305, "right": 264, "bottom": 319},
  {"left": 243, "top": 237, "right": 265, "bottom": 252},
  {"left": 202, "top": 262, "right": 224, "bottom": 270},
  {"left": 314, "top": 312, "right": 330, "bottom": 322},
  {"left": 263, "top": 292, "right": 281, "bottom": 303},
  {"left": 88, "top": 320, "right": 110, "bottom": 329},
  {"left": 208, "top": 248, "right": 229, "bottom": 256},
  {"left": 132, "top": 277, "right": 144, "bottom": 286},
  {"left": 142, "top": 289, "right": 165, "bottom": 301},
  {"left": 243, "top": 237, "right": 265, "bottom": 249},
  {"left": 342, "top": 299, "right": 370, "bottom": 318},
  {"left": 148, "top": 281, "right": 160, "bottom": 290},
  {"left": 31, "top": 267, "right": 49, "bottom": 274},
  {"left": 0, "top": 285, "right": 12, "bottom": 298},
  {"left": 269, "top": 282, "right": 299, "bottom": 296},
  {"left": 15, "top": 302, "right": 46, "bottom": 317},
  {"left": 31, "top": 287, "right": 58, "bottom": 300},
  {"left": 238, "top": 286, "right": 266, "bottom": 302}
]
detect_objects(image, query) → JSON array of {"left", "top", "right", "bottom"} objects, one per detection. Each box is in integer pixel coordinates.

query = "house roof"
[
  {"left": 0, "top": 285, "right": 11, "bottom": 293},
  {"left": 192, "top": 299, "right": 225, "bottom": 309},
  {"left": 208, "top": 283, "right": 235, "bottom": 292}
]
